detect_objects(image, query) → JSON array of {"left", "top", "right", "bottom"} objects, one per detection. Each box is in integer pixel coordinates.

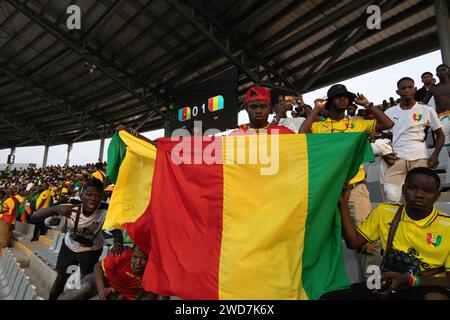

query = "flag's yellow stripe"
[
  {"left": 219, "top": 134, "right": 309, "bottom": 299},
  {"left": 103, "top": 131, "right": 157, "bottom": 230}
]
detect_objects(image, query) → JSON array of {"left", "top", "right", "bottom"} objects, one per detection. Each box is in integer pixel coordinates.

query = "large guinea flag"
[{"left": 104, "top": 130, "right": 374, "bottom": 300}]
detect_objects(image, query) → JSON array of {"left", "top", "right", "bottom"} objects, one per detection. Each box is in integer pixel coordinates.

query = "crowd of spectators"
[
  {"left": 0, "top": 162, "right": 154, "bottom": 300},
  {"left": 0, "top": 163, "right": 106, "bottom": 230},
  {"left": 0, "top": 63, "right": 449, "bottom": 300}
]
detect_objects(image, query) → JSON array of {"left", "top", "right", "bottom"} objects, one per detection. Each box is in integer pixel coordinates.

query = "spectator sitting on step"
[
  {"left": 323, "top": 167, "right": 450, "bottom": 300},
  {"left": 58, "top": 245, "right": 157, "bottom": 300}
]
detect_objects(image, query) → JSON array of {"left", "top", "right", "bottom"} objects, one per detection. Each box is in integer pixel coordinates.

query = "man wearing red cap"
[{"left": 230, "top": 86, "right": 295, "bottom": 135}]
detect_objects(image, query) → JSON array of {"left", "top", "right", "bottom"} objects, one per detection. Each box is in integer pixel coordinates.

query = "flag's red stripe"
[{"left": 127, "top": 137, "right": 224, "bottom": 299}]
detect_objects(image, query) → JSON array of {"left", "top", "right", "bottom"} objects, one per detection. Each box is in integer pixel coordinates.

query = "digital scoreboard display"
[{"left": 165, "top": 68, "right": 238, "bottom": 136}]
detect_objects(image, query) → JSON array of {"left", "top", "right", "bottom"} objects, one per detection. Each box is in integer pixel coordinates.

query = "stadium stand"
[
  {"left": 0, "top": 0, "right": 449, "bottom": 302},
  {"left": 0, "top": 249, "right": 38, "bottom": 300}
]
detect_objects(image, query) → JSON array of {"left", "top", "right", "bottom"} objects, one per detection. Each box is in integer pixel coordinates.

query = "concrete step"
[
  {"left": 12, "top": 238, "right": 57, "bottom": 300},
  {"left": 45, "top": 229, "right": 60, "bottom": 238}
]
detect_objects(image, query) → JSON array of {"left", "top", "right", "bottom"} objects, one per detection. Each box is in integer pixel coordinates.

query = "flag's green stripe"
[
  {"left": 106, "top": 132, "right": 127, "bottom": 184},
  {"left": 302, "top": 133, "right": 375, "bottom": 299}
]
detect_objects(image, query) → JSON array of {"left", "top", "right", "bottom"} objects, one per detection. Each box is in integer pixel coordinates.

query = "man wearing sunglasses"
[{"left": 300, "top": 84, "right": 394, "bottom": 280}]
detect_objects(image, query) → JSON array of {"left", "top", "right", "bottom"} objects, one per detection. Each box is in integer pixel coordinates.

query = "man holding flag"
[
  {"left": 104, "top": 108, "right": 376, "bottom": 299},
  {"left": 301, "top": 84, "right": 394, "bottom": 281},
  {"left": 230, "top": 86, "right": 294, "bottom": 135}
]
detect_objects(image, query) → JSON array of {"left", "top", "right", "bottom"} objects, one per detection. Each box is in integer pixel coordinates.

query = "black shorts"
[
  {"left": 55, "top": 240, "right": 103, "bottom": 275},
  {"left": 321, "top": 282, "right": 450, "bottom": 300}
]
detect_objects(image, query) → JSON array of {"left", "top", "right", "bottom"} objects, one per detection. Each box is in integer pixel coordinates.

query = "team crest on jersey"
[
  {"left": 412, "top": 113, "right": 422, "bottom": 121},
  {"left": 426, "top": 232, "right": 442, "bottom": 247}
]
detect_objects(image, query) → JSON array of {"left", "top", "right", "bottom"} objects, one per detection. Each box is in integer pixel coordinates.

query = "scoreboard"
[{"left": 165, "top": 68, "right": 238, "bottom": 136}]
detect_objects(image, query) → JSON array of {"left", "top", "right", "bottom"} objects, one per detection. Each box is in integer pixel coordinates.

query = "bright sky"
[{"left": 0, "top": 50, "right": 443, "bottom": 167}]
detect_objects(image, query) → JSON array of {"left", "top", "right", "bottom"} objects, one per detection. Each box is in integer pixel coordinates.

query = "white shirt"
[
  {"left": 278, "top": 117, "right": 305, "bottom": 133},
  {"left": 384, "top": 102, "right": 442, "bottom": 160},
  {"left": 371, "top": 139, "right": 393, "bottom": 156},
  {"left": 64, "top": 205, "right": 107, "bottom": 253}
]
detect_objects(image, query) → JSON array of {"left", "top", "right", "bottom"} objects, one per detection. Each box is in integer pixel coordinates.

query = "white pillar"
[
  {"left": 436, "top": 0, "right": 450, "bottom": 64},
  {"left": 98, "top": 137, "right": 105, "bottom": 162},
  {"left": 7, "top": 147, "right": 16, "bottom": 171},
  {"left": 65, "top": 143, "right": 73, "bottom": 166},
  {"left": 42, "top": 145, "right": 49, "bottom": 168}
]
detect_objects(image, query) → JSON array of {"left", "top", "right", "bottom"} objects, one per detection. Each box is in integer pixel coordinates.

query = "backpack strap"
[
  {"left": 422, "top": 267, "right": 446, "bottom": 277},
  {"left": 385, "top": 205, "right": 404, "bottom": 252}
]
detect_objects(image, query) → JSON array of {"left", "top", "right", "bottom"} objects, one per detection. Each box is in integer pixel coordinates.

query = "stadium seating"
[
  {"left": 34, "top": 232, "right": 65, "bottom": 269},
  {"left": 46, "top": 216, "right": 67, "bottom": 232},
  {"left": 364, "top": 159, "right": 385, "bottom": 203},
  {"left": 12, "top": 221, "right": 35, "bottom": 241},
  {"left": 0, "top": 249, "right": 38, "bottom": 300}
]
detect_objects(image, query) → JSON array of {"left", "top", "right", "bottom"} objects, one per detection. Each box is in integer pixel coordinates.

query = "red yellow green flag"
[{"left": 104, "top": 130, "right": 374, "bottom": 299}]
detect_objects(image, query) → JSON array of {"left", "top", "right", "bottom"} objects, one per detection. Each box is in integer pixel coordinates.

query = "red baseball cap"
[{"left": 245, "top": 86, "right": 271, "bottom": 104}]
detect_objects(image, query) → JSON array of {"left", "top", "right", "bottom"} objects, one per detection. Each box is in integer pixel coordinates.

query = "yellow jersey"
[
  {"left": 14, "top": 194, "right": 24, "bottom": 203},
  {"left": 311, "top": 118, "right": 376, "bottom": 184},
  {"left": 36, "top": 190, "right": 51, "bottom": 209},
  {"left": 357, "top": 203, "right": 450, "bottom": 276},
  {"left": 0, "top": 197, "right": 16, "bottom": 224}
]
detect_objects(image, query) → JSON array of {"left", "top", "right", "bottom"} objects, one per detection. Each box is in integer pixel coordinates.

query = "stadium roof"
[{"left": 0, "top": 0, "right": 445, "bottom": 148}]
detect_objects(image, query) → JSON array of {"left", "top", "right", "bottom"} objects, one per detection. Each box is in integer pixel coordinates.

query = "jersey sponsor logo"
[
  {"left": 426, "top": 232, "right": 442, "bottom": 247},
  {"left": 412, "top": 113, "right": 422, "bottom": 122}
]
